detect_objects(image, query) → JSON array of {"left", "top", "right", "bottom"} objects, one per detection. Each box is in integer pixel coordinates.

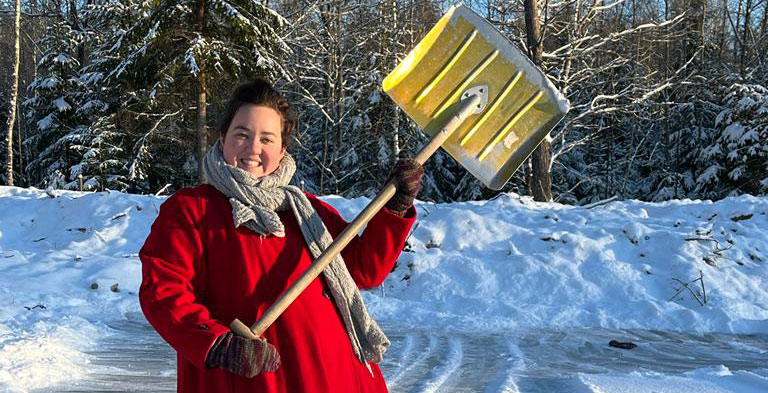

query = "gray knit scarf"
[{"left": 202, "top": 141, "right": 389, "bottom": 367}]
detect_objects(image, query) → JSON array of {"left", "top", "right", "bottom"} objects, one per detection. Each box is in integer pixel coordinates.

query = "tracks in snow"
[
  {"left": 32, "top": 314, "right": 176, "bottom": 392},
  {"left": 31, "top": 316, "right": 768, "bottom": 393},
  {"left": 381, "top": 328, "right": 522, "bottom": 393}
]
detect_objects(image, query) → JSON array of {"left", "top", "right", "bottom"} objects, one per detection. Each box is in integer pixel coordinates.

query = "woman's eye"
[
  {"left": 262, "top": 138, "right": 274, "bottom": 144},
  {"left": 236, "top": 133, "right": 248, "bottom": 139}
]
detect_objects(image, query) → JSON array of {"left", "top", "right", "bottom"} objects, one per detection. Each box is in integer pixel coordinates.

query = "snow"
[
  {"left": 358, "top": 194, "right": 768, "bottom": 334},
  {"left": 578, "top": 366, "right": 768, "bottom": 393},
  {"left": 108, "top": 30, "right": 125, "bottom": 53},
  {"left": 34, "top": 76, "right": 60, "bottom": 90},
  {"left": 79, "top": 99, "right": 107, "bottom": 113},
  {"left": 369, "top": 89, "right": 382, "bottom": 105},
  {"left": 78, "top": 72, "right": 104, "bottom": 86},
  {"left": 723, "top": 122, "right": 745, "bottom": 142},
  {"left": 184, "top": 37, "right": 205, "bottom": 75},
  {"left": 143, "top": 21, "right": 160, "bottom": 42},
  {"left": 0, "top": 317, "right": 99, "bottom": 393},
  {"left": 52, "top": 53, "right": 72, "bottom": 65},
  {"left": 696, "top": 164, "right": 721, "bottom": 185},
  {"left": 212, "top": 0, "right": 250, "bottom": 27},
  {"left": 53, "top": 97, "right": 71, "bottom": 112},
  {"left": 0, "top": 186, "right": 766, "bottom": 392},
  {"left": 36, "top": 113, "right": 55, "bottom": 130}
]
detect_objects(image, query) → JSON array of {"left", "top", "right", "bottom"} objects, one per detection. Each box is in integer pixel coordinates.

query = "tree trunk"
[
  {"left": 196, "top": 0, "right": 208, "bottom": 184},
  {"left": 68, "top": 0, "right": 88, "bottom": 67},
  {"left": 741, "top": 0, "right": 752, "bottom": 70},
  {"left": 760, "top": 2, "right": 768, "bottom": 41},
  {"left": 5, "top": 0, "right": 21, "bottom": 186},
  {"left": 391, "top": 0, "right": 400, "bottom": 161},
  {"left": 524, "top": 0, "right": 552, "bottom": 202},
  {"left": 735, "top": 0, "right": 743, "bottom": 72},
  {"left": 681, "top": 0, "right": 705, "bottom": 68},
  {"left": 717, "top": 0, "right": 728, "bottom": 63}
]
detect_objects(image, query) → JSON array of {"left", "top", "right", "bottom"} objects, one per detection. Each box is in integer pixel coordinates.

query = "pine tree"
[
  {"left": 72, "top": 0, "right": 289, "bottom": 192},
  {"left": 696, "top": 82, "right": 768, "bottom": 197},
  {"left": 655, "top": 86, "right": 722, "bottom": 201},
  {"left": 23, "top": 19, "right": 87, "bottom": 189}
]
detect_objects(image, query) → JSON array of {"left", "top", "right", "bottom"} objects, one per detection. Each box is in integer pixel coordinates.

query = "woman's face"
[{"left": 220, "top": 104, "right": 285, "bottom": 177}]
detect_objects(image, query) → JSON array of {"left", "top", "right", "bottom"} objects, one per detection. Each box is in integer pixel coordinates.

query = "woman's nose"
[{"left": 246, "top": 138, "right": 262, "bottom": 154}]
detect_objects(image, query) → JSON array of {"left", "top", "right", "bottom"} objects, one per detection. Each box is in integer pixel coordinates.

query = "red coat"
[{"left": 139, "top": 184, "right": 415, "bottom": 393}]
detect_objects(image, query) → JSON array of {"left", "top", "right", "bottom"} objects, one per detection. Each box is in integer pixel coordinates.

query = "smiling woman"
[
  {"left": 217, "top": 81, "right": 296, "bottom": 178},
  {"left": 137, "top": 79, "right": 424, "bottom": 393},
  {"left": 220, "top": 105, "right": 285, "bottom": 177}
]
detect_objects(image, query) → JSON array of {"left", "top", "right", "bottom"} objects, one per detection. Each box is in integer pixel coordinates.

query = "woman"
[{"left": 139, "top": 79, "right": 423, "bottom": 393}]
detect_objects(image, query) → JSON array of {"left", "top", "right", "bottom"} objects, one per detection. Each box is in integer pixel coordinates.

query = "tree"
[
  {"left": 695, "top": 82, "right": 768, "bottom": 197},
  {"left": 23, "top": 18, "right": 86, "bottom": 189},
  {"left": 5, "top": 0, "right": 20, "bottom": 186},
  {"left": 281, "top": 0, "right": 441, "bottom": 198},
  {"left": 523, "top": 0, "right": 552, "bottom": 202},
  {"left": 11, "top": 0, "right": 767, "bottom": 202},
  {"left": 73, "top": 0, "right": 290, "bottom": 192},
  {"left": 527, "top": 0, "right": 689, "bottom": 203}
]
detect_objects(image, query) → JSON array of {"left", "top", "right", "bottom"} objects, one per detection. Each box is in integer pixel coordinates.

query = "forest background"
[{"left": 1, "top": 0, "right": 766, "bottom": 204}]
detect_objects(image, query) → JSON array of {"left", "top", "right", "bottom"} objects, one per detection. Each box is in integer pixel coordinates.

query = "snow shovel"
[{"left": 229, "top": 3, "right": 569, "bottom": 340}]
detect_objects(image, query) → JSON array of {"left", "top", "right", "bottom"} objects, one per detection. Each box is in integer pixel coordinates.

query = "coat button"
[
  {"left": 322, "top": 289, "right": 332, "bottom": 299},
  {"left": 198, "top": 324, "right": 209, "bottom": 330}
]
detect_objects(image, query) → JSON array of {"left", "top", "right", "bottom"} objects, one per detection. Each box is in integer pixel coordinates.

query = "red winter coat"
[{"left": 139, "top": 185, "right": 415, "bottom": 393}]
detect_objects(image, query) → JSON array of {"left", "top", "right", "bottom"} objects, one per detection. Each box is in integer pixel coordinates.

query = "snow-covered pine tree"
[
  {"left": 74, "top": 0, "right": 289, "bottom": 192},
  {"left": 23, "top": 19, "right": 87, "bottom": 189},
  {"left": 51, "top": 0, "right": 145, "bottom": 192},
  {"left": 695, "top": 82, "right": 768, "bottom": 198},
  {"left": 652, "top": 86, "right": 722, "bottom": 201}
]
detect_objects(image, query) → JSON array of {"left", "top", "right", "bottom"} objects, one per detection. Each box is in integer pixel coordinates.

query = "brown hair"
[{"left": 218, "top": 79, "right": 297, "bottom": 148}]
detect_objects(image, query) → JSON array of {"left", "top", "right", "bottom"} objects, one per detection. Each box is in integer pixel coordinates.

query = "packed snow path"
[{"left": 31, "top": 315, "right": 768, "bottom": 393}]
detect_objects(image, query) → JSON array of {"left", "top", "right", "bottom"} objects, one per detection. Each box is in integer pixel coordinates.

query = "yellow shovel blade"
[{"left": 382, "top": 4, "right": 570, "bottom": 190}]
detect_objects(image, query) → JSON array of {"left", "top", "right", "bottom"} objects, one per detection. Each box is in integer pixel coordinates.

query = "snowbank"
[{"left": 355, "top": 193, "right": 768, "bottom": 334}]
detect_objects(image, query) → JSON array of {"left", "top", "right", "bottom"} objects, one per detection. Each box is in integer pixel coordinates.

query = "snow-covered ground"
[{"left": 0, "top": 185, "right": 766, "bottom": 392}]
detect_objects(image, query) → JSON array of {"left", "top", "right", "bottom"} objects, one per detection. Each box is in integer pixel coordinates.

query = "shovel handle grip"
[{"left": 230, "top": 93, "right": 482, "bottom": 338}]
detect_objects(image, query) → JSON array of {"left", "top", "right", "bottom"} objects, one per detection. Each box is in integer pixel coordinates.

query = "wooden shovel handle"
[{"left": 230, "top": 93, "right": 482, "bottom": 338}]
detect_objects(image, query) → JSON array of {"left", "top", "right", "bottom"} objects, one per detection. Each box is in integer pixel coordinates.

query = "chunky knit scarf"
[{"left": 202, "top": 141, "right": 389, "bottom": 366}]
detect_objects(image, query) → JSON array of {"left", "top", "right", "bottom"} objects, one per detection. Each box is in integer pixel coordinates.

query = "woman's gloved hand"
[
  {"left": 385, "top": 158, "right": 424, "bottom": 217},
  {"left": 206, "top": 332, "right": 281, "bottom": 377}
]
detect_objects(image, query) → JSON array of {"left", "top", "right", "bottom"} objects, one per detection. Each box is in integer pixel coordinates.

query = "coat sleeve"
[
  {"left": 308, "top": 195, "right": 416, "bottom": 290},
  {"left": 138, "top": 190, "right": 231, "bottom": 370}
]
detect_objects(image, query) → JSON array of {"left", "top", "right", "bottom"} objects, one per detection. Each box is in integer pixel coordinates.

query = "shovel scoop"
[
  {"left": 383, "top": 3, "right": 570, "bottom": 189},
  {"left": 229, "top": 3, "right": 569, "bottom": 341}
]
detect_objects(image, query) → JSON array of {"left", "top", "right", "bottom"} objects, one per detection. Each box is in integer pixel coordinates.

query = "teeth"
[{"left": 241, "top": 159, "right": 260, "bottom": 166}]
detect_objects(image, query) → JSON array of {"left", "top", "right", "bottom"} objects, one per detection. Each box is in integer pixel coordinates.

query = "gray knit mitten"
[
  {"left": 206, "top": 332, "right": 281, "bottom": 377},
  {"left": 385, "top": 158, "right": 424, "bottom": 216}
]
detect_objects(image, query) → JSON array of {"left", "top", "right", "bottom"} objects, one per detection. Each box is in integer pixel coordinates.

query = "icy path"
[{"left": 31, "top": 314, "right": 768, "bottom": 393}]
